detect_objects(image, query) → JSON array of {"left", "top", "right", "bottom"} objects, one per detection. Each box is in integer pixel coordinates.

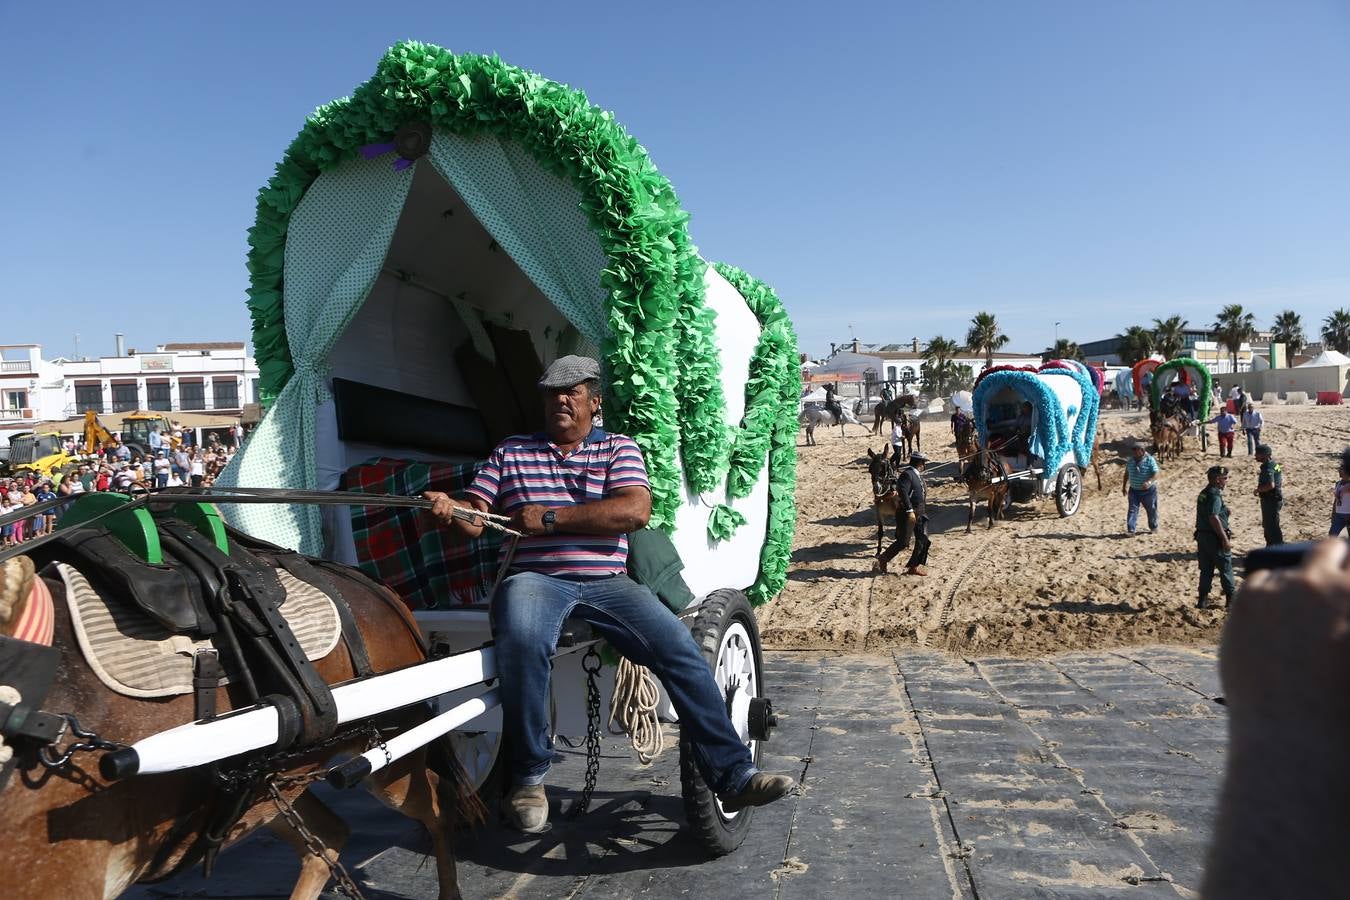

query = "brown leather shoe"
[
  {"left": 720, "top": 772, "right": 796, "bottom": 812},
  {"left": 505, "top": 783, "right": 550, "bottom": 834}
]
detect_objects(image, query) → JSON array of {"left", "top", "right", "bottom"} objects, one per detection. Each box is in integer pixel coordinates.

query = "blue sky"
[{"left": 2, "top": 1, "right": 1348, "bottom": 360}]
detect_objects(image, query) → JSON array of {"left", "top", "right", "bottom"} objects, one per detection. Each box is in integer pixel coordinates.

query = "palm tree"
[
  {"left": 1043, "top": 338, "right": 1084, "bottom": 363},
  {"left": 1151, "top": 315, "right": 1188, "bottom": 359},
  {"left": 1116, "top": 326, "right": 1155, "bottom": 366},
  {"left": 1324, "top": 309, "right": 1350, "bottom": 354},
  {"left": 965, "top": 311, "right": 1009, "bottom": 369},
  {"left": 1212, "top": 304, "right": 1257, "bottom": 374},
  {"left": 1271, "top": 310, "right": 1306, "bottom": 359},
  {"left": 921, "top": 335, "right": 961, "bottom": 396}
]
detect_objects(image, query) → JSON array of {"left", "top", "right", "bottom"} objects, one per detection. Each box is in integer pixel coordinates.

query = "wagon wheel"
[
  {"left": 447, "top": 728, "right": 504, "bottom": 814},
  {"left": 1055, "top": 465, "right": 1083, "bottom": 517},
  {"left": 681, "top": 588, "right": 767, "bottom": 856},
  {"left": 1200, "top": 425, "right": 1209, "bottom": 454}
]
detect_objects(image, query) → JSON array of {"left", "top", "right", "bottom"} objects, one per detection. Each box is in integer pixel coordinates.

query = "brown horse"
[
  {"left": 960, "top": 448, "right": 1011, "bottom": 533},
  {"left": 952, "top": 412, "right": 976, "bottom": 459},
  {"left": 891, "top": 408, "right": 921, "bottom": 457},
  {"left": 1151, "top": 416, "right": 1186, "bottom": 462},
  {"left": 0, "top": 549, "right": 476, "bottom": 900},
  {"left": 870, "top": 395, "right": 916, "bottom": 434}
]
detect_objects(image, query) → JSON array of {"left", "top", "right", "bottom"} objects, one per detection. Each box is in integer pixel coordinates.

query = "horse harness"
[{"left": 6, "top": 519, "right": 379, "bottom": 881}]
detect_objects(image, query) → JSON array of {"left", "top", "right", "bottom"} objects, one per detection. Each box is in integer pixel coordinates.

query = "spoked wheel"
[
  {"left": 447, "top": 722, "right": 504, "bottom": 817},
  {"left": 680, "top": 589, "right": 768, "bottom": 856},
  {"left": 1055, "top": 465, "right": 1083, "bottom": 517}
]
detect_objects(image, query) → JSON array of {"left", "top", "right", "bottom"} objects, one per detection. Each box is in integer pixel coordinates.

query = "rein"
[{"left": 0, "top": 487, "right": 523, "bottom": 566}]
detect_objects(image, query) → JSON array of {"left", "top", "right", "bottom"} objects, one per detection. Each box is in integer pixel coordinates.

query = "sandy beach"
[{"left": 761, "top": 402, "right": 1350, "bottom": 655}]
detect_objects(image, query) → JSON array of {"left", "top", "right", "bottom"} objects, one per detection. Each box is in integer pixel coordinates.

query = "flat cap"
[
  {"left": 538, "top": 355, "right": 600, "bottom": 390},
  {"left": 1255, "top": 443, "right": 1272, "bottom": 456}
]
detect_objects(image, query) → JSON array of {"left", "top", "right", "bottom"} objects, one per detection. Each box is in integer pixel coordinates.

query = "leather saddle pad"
[{"left": 58, "top": 562, "right": 341, "bottom": 699}]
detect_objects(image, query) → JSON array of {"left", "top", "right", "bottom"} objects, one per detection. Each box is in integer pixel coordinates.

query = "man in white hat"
[{"left": 425, "top": 356, "right": 795, "bottom": 834}]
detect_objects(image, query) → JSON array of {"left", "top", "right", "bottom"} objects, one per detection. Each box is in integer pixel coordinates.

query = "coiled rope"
[{"left": 609, "top": 657, "right": 664, "bottom": 764}]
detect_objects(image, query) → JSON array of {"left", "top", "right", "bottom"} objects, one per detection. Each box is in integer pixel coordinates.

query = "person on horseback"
[
  {"left": 824, "top": 384, "right": 843, "bottom": 424},
  {"left": 880, "top": 381, "right": 895, "bottom": 404},
  {"left": 424, "top": 355, "right": 795, "bottom": 835}
]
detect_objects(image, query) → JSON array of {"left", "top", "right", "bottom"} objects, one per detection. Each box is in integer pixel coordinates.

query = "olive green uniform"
[
  {"left": 1195, "top": 484, "right": 1234, "bottom": 605},
  {"left": 1257, "top": 457, "right": 1284, "bottom": 546}
]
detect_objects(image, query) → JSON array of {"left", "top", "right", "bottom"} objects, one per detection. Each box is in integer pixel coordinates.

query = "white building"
[
  {"left": 0, "top": 344, "right": 66, "bottom": 431},
  {"left": 811, "top": 347, "right": 1044, "bottom": 396},
  {"left": 1, "top": 340, "right": 259, "bottom": 428},
  {"left": 56, "top": 340, "right": 259, "bottom": 418}
]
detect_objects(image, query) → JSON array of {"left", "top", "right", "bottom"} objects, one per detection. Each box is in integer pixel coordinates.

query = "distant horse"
[
  {"left": 870, "top": 395, "right": 916, "bottom": 434},
  {"left": 800, "top": 405, "right": 859, "bottom": 445},
  {"left": 892, "top": 408, "right": 921, "bottom": 457},
  {"left": 952, "top": 411, "right": 976, "bottom": 459},
  {"left": 1151, "top": 416, "right": 1185, "bottom": 462},
  {"left": 960, "top": 447, "right": 1011, "bottom": 532},
  {"left": 867, "top": 445, "right": 908, "bottom": 556}
]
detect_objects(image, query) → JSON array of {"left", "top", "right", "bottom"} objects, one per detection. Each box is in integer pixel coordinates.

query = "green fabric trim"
[
  {"left": 711, "top": 263, "right": 801, "bottom": 605},
  {"left": 1149, "top": 358, "right": 1214, "bottom": 420},
  {"left": 674, "top": 252, "right": 732, "bottom": 494},
  {"left": 243, "top": 41, "right": 732, "bottom": 530},
  {"left": 707, "top": 504, "right": 747, "bottom": 542}
]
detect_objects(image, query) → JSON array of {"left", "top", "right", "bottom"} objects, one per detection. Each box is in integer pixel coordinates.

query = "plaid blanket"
[{"left": 343, "top": 458, "right": 503, "bottom": 609}]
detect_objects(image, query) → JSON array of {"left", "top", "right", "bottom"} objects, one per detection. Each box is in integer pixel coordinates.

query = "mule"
[
  {"left": 1151, "top": 416, "right": 1185, "bottom": 462},
  {"left": 799, "top": 405, "right": 859, "bottom": 445},
  {"left": 0, "top": 548, "right": 477, "bottom": 900},
  {"left": 960, "top": 448, "right": 1011, "bottom": 533},
  {"left": 866, "top": 446, "right": 908, "bottom": 556}
]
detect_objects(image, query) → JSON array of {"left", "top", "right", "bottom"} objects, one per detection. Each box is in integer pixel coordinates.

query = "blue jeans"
[
  {"left": 1246, "top": 429, "right": 1261, "bottom": 454},
  {"left": 1331, "top": 512, "right": 1350, "bottom": 537},
  {"left": 492, "top": 571, "right": 756, "bottom": 796},
  {"left": 1127, "top": 486, "right": 1158, "bottom": 533}
]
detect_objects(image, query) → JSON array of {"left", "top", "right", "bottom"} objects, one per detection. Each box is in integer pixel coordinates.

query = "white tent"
[{"left": 1297, "top": 350, "right": 1350, "bottom": 368}]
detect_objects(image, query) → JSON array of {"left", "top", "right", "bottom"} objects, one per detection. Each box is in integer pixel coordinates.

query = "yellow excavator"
[
  {"left": 118, "top": 411, "right": 181, "bottom": 456},
  {"left": 7, "top": 431, "right": 79, "bottom": 480}
]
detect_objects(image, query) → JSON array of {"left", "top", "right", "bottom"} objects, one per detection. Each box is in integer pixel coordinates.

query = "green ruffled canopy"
[{"left": 236, "top": 41, "right": 798, "bottom": 604}]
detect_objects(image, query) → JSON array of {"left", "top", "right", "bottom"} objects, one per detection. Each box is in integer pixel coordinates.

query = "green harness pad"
[{"left": 55, "top": 494, "right": 230, "bottom": 564}]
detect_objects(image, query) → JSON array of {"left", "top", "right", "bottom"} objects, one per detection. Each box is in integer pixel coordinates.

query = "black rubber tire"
[
  {"left": 1200, "top": 427, "right": 1209, "bottom": 453},
  {"left": 679, "top": 588, "right": 764, "bottom": 857},
  {"left": 1055, "top": 465, "right": 1083, "bottom": 517}
]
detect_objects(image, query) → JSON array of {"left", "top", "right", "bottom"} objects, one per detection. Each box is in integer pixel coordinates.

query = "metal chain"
[
  {"left": 37, "top": 714, "right": 126, "bottom": 770},
  {"left": 566, "top": 647, "right": 603, "bottom": 818},
  {"left": 266, "top": 778, "right": 365, "bottom": 900}
]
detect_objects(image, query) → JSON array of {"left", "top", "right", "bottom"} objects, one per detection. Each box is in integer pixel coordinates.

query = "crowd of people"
[{"left": 0, "top": 426, "right": 242, "bottom": 547}]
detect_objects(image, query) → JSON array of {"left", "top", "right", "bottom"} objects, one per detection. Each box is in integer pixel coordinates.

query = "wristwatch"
[{"left": 542, "top": 509, "right": 556, "bottom": 534}]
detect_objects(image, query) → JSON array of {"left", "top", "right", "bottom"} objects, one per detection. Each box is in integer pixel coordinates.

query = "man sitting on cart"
[{"left": 425, "top": 356, "right": 795, "bottom": 834}]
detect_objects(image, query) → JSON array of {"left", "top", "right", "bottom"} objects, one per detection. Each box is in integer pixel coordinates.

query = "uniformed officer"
[
  {"left": 1254, "top": 444, "right": 1283, "bottom": 546},
  {"left": 899, "top": 452, "right": 931, "bottom": 576},
  {"left": 1196, "top": 464, "right": 1235, "bottom": 609}
]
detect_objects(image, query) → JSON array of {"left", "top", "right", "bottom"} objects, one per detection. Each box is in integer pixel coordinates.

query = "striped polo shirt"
[{"left": 465, "top": 427, "right": 650, "bottom": 577}]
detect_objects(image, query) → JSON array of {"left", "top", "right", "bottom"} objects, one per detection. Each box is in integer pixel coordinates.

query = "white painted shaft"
[
  {"left": 128, "top": 647, "right": 496, "bottom": 774},
  {"left": 362, "top": 688, "right": 500, "bottom": 777}
]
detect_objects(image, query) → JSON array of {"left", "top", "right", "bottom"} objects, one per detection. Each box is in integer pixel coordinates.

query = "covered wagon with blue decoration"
[
  {"left": 213, "top": 41, "right": 801, "bottom": 854},
  {"left": 972, "top": 367, "right": 1100, "bottom": 516}
]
